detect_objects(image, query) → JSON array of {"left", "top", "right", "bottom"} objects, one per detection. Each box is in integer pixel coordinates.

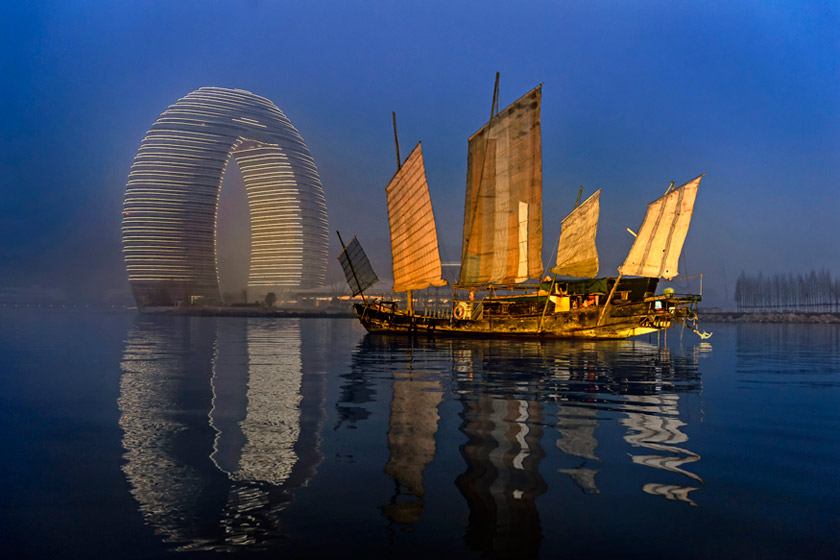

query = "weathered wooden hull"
[{"left": 352, "top": 297, "right": 699, "bottom": 340}]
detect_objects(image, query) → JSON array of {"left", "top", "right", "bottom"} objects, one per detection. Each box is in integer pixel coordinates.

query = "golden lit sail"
[
  {"left": 386, "top": 142, "right": 446, "bottom": 292},
  {"left": 620, "top": 175, "right": 703, "bottom": 279},
  {"left": 552, "top": 189, "right": 601, "bottom": 278},
  {"left": 459, "top": 86, "right": 543, "bottom": 286}
]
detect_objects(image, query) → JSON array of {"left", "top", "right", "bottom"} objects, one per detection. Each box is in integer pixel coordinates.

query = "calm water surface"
[{"left": 1, "top": 311, "right": 838, "bottom": 558}]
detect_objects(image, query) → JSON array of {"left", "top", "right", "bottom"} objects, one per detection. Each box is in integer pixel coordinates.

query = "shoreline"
[
  {"left": 141, "top": 306, "right": 358, "bottom": 319},
  {"left": 700, "top": 310, "right": 840, "bottom": 323}
]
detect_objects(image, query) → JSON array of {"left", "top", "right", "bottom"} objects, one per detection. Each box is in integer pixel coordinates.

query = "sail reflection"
[
  {"left": 455, "top": 394, "right": 547, "bottom": 558},
  {"left": 446, "top": 340, "right": 548, "bottom": 557},
  {"left": 621, "top": 394, "right": 702, "bottom": 505},
  {"left": 347, "top": 335, "right": 445, "bottom": 527},
  {"left": 556, "top": 405, "right": 601, "bottom": 493},
  {"left": 118, "top": 317, "right": 325, "bottom": 551},
  {"left": 381, "top": 366, "right": 443, "bottom": 525},
  {"left": 398, "top": 336, "right": 703, "bottom": 523},
  {"left": 538, "top": 339, "right": 704, "bottom": 502}
]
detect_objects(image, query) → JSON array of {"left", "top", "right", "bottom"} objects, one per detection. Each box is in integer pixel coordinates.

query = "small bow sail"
[
  {"left": 386, "top": 142, "right": 446, "bottom": 292},
  {"left": 620, "top": 175, "right": 703, "bottom": 279},
  {"left": 338, "top": 236, "right": 378, "bottom": 296},
  {"left": 459, "top": 86, "right": 543, "bottom": 286},
  {"left": 552, "top": 189, "right": 601, "bottom": 278}
]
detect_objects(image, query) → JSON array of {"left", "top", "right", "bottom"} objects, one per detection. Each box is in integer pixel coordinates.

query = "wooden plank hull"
[{"left": 352, "top": 296, "right": 699, "bottom": 340}]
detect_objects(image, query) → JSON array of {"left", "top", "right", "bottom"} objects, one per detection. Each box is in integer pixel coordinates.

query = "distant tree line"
[{"left": 734, "top": 269, "right": 840, "bottom": 311}]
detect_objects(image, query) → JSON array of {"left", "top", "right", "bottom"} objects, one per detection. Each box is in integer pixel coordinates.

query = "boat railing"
[{"left": 422, "top": 307, "right": 453, "bottom": 319}]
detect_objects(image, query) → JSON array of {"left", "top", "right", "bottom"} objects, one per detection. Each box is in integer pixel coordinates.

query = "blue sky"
[{"left": 1, "top": 1, "right": 837, "bottom": 305}]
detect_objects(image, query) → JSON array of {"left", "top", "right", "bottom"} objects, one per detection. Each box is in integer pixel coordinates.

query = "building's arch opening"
[{"left": 217, "top": 158, "right": 251, "bottom": 304}]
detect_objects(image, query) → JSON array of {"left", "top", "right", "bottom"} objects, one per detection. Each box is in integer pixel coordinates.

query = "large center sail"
[
  {"left": 386, "top": 142, "right": 446, "bottom": 292},
  {"left": 552, "top": 189, "right": 601, "bottom": 278},
  {"left": 459, "top": 86, "right": 543, "bottom": 287},
  {"left": 620, "top": 175, "right": 703, "bottom": 280}
]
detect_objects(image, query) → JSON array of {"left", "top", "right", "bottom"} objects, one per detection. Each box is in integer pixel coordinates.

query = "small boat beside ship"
[{"left": 338, "top": 77, "right": 710, "bottom": 340}]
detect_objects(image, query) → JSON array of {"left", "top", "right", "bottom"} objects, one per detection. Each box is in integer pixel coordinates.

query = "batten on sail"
[
  {"left": 386, "top": 142, "right": 446, "bottom": 292},
  {"left": 460, "top": 86, "right": 543, "bottom": 286},
  {"left": 338, "top": 236, "right": 378, "bottom": 296},
  {"left": 517, "top": 201, "right": 529, "bottom": 282},
  {"left": 620, "top": 175, "right": 703, "bottom": 280},
  {"left": 552, "top": 189, "right": 601, "bottom": 278}
]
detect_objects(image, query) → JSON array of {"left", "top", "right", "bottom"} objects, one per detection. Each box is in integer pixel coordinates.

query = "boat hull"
[{"left": 352, "top": 297, "right": 699, "bottom": 340}]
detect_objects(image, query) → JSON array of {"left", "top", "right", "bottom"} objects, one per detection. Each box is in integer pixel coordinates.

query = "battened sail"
[
  {"left": 338, "top": 236, "right": 378, "bottom": 296},
  {"left": 386, "top": 142, "right": 446, "bottom": 292},
  {"left": 620, "top": 175, "right": 703, "bottom": 280},
  {"left": 552, "top": 189, "right": 601, "bottom": 278},
  {"left": 459, "top": 86, "right": 543, "bottom": 286}
]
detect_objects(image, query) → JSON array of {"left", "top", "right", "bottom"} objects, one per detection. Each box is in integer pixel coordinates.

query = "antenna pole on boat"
[
  {"left": 336, "top": 230, "right": 367, "bottom": 305},
  {"left": 392, "top": 111, "right": 401, "bottom": 171}
]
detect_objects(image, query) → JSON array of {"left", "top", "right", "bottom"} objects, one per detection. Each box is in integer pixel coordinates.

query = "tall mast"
[
  {"left": 392, "top": 111, "right": 413, "bottom": 315},
  {"left": 490, "top": 71, "right": 500, "bottom": 120},
  {"left": 392, "top": 111, "right": 401, "bottom": 171}
]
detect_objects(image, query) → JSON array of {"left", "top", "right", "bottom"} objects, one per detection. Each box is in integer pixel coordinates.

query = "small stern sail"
[
  {"left": 552, "top": 189, "right": 601, "bottom": 278},
  {"left": 459, "top": 86, "right": 543, "bottom": 286},
  {"left": 386, "top": 142, "right": 446, "bottom": 292},
  {"left": 620, "top": 175, "right": 703, "bottom": 279},
  {"left": 338, "top": 236, "right": 378, "bottom": 296}
]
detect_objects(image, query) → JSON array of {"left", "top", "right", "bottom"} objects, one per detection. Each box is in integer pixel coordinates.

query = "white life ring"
[{"left": 454, "top": 302, "right": 467, "bottom": 320}]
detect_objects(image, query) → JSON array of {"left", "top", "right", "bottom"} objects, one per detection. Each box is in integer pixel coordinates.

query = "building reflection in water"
[{"left": 118, "top": 317, "right": 325, "bottom": 551}]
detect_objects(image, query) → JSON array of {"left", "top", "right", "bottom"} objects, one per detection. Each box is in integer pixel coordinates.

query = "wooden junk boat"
[{"left": 338, "top": 77, "right": 711, "bottom": 340}]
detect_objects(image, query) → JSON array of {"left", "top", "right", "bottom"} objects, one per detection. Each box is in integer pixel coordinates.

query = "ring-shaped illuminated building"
[{"left": 122, "top": 87, "right": 329, "bottom": 307}]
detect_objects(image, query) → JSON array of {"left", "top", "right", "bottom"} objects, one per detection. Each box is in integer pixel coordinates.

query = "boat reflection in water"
[
  {"left": 621, "top": 394, "right": 703, "bottom": 505},
  {"left": 118, "top": 317, "right": 325, "bottom": 551},
  {"left": 381, "top": 347, "right": 443, "bottom": 526},
  {"left": 539, "top": 339, "right": 705, "bottom": 503},
  {"left": 365, "top": 334, "right": 705, "bottom": 556},
  {"left": 453, "top": 360, "right": 547, "bottom": 558}
]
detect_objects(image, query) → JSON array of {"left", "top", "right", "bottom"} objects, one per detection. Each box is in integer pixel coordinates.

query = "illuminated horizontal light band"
[{"left": 123, "top": 87, "right": 329, "bottom": 306}]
